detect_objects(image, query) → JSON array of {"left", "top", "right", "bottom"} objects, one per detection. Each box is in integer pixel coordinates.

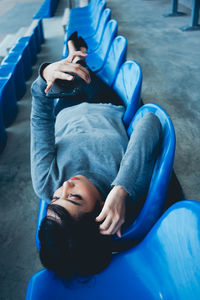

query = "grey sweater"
[{"left": 31, "top": 75, "right": 162, "bottom": 205}]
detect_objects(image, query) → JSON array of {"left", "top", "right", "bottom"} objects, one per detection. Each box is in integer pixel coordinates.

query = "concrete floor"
[{"left": 0, "top": 0, "right": 199, "bottom": 299}]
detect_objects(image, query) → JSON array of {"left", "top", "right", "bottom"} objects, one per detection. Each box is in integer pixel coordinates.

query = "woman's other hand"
[
  {"left": 42, "top": 51, "right": 91, "bottom": 94},
  {"left": 96, "top": 186, "right": 128, "bottom": 238}
]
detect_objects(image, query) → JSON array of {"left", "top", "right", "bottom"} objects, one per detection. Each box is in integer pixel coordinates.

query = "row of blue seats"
[
  {"left": 0, "top": 19, "right": 44, "bottom": 153},
  {"left": 34, "top": 0, "right": 60, "bottom": 19},
  {"left": 26, "top": 1, "right": 200, "bottom": 299}
]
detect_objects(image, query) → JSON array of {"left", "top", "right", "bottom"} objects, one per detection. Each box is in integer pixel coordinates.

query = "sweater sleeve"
[
  {"left": 111, "top": 112, "right": 162, "bottom": 202},
  {"left": 30, "top": 70, "right": 58, "bottom": 202}
]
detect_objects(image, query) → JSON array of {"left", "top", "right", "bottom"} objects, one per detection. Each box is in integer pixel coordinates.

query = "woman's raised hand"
[
  {"left": 96, "top": 186, "right": 128, "bottom": 238},
  {"left": 42, "top": 51, "right": 91, "bottom": 94}
]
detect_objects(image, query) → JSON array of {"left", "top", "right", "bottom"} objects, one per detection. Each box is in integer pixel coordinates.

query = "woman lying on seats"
[{"left": 31, "top": 33, "right": 162, "bottom": 280}]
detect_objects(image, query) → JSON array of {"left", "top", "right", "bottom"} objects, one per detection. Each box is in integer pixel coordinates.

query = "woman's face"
[{"left": 47, "top": 175, "right": 103, "bottom": 218}]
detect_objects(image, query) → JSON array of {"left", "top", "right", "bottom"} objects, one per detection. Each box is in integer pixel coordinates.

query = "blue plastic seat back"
[
  {"left": 33, "top": 0, "right": 59, "bottom": 18},
  {"left": 10, "top": 42, "right": 32, "bottom": 80},
  {"left": 131, "top": 200, "right": 200, "bottom": 300},
  {"left": 35, "top": 199, "right": 48, "bottom": 249},
  {"left": 63, "top": 8, "right": 111, "bottom": 58},
  {"left": 86, "top": 19, "right": 118, "bottom": 72},
  {"left": 113, "top": 60, "right": 142, "bottom": 128},
  {"left": 69, "top": 0, "right": 102, "bottom": 24},
  {"left": 67, "top": 0, "right": 106, "bottom": 39},
  {"left": 96, "top": 36, "right": 127, "bottom": 86},
  {"left": 70, "top": 0, "right": 98, "bottom": 18},
  {"left": 2, "top": 53, "right": 26, "bottom": 100},
  {"left": 35, "top": 19, "right": 44, "bottom": 45},
  {"left": 119, "top": 103, "right": 176, "bottom": 240},
  {"left": 0, "top": 107, "right": 7, "bottom": 152},
  {"left": 27, "top": 201, "right": 200, "bottom": 300},
  {"left": 0, "top": 76, "right": 18, "bottom": 127},
  {"left": 19, "top": 36, "right": 37, "bottom": 65},
  {"left": 86, "top": 8, "right": 111, "bottom": 53}
]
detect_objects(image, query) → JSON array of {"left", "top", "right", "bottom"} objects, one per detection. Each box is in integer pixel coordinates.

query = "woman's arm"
[
  {"left": 31, "top": 55, "right": 91, "bottom": 200},
  {"left": 30, "top": 73, "right": 57, "bottom": 200},
  {"left": 96, "top": 113, "right": 162, "bottom": 236},
  {"left": 112, "top": 113, "right": 162, "bottom": 200}
]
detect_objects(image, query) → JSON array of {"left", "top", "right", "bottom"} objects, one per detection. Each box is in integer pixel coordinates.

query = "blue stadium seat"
[
  {"left": 113, "top": 60, "right": 142, "bottom": 128},
  {"left": 66, "top": 0, "right": 106, "bottom": 39},
  {"left": 62, "top": 8, "right": 111, "bottom": 58},
  {"left": 118, "top": 103, "right": 176, "bottom": 241},
  {"left": 35, "top": 199, "right": 48, "bottom": 249},
  {"left": 85, "top": 19, "right": 118, "bottom": 72},
  {"left": 26, "top": 201, "right": 200, "bottom": 300},
  {"left": 1, "top": 53, "right": 26, "bottom": 100},
  {"left": 18, "top": 36, "right": 37, "bottom": 65},
  {"left": 33, "top": 0, "right": 59, "bottom": 19},
  {"left": 0, "top": 76, "right": 18, "bottom": 127},
  {"left": 10, "top": 41, "right": 32, "bottom": 80},
  {"left": 1, "top": 55, "right": 26, "bottom": 100},
  {"left": 96, "top": 35, "right": 127, "bottom": 86},
  {"left": 0, "top": 108, "right": 7, "bottom": 152},
  {"left": 26, "top": 20, "right": 44, "bottom": 53},
  {"left": 86, "top": 8, "right": 111, "bottom": 53},
  {"left": 69, "top": 0, "right": 98, "bottom": 19},
  {"left": 68, "top": 0, "right": 102, "bottom": 25},
  {"left": 32, "top": 19, "right": 45, "bottom": 47},
  {"left": 17, "top": 19, "right": 44, "bottom": 66}
]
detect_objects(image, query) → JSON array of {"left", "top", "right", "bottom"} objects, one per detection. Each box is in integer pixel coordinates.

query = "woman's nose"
[{"left": 61, "top": 180, "right": 74, "bottom": 198}]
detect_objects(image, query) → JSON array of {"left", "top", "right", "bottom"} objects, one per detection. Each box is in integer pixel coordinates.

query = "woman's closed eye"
[
  {"left": 51, "top": 194, "right": 82, "bottom": 205},
  {"left": 68, "top": 193, "right": 82, "bottom": 200},
  {"left": 51, "top": 196, "right": 60, "bottom": 203}
]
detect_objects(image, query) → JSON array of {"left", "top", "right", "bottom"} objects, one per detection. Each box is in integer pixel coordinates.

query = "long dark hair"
[{"left": 39, "top": 203, "right": 112, "bottom": 279}]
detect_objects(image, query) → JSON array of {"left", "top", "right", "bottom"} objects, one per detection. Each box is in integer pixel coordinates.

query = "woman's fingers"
[
  {"left": 96, "top": 208, "right": 107, "bottom": 222},
  {"left": 116, "top": 229, "right": 122, "bottom": 238},
  {"left": 101, "top": 219, "right": 124, "bottom": 236},
  {"left": 44, "top": 72, "right": 74, "bottom": 94},
  {"left": 72, "top": 64, "right": 91, "bottom": 83},
  {"left": 99, "top": 215, "right": 113, "bottom": 231},
  {"left": 65, "top": 51, "right": 88, "bottom": 63},
  {"left": 61, "top": 63, "right": 91, "bottom": 83},
  {"left": 45, "top": 81, "right": 53, "bottom": 94},
  {"left": 97, "top": 209, "right": 124, "bottom": 236},
  {"left": 54, "top": 71, "right": 74, "bottom": 81},
  {"left": 100, "top": 217, "right": 121, "bottom": 235}
]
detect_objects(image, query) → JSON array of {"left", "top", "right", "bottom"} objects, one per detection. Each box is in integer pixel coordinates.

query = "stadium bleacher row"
[
  {"left": 0, "top": 0, "right": 59, "bottom": 153},
  {"left": 0, "top": 19, "right": 44, "bottom": 152},
  {"left": 23, "top": 1, "right": 200, "bottom": 299},
  {"left": 34, "top": 0, "right": 60, "bottom": 19}
]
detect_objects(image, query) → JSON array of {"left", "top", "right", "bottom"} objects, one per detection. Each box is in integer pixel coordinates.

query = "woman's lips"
[{"left": 70, "top": 176, "right": 79, "bottom": 180}]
